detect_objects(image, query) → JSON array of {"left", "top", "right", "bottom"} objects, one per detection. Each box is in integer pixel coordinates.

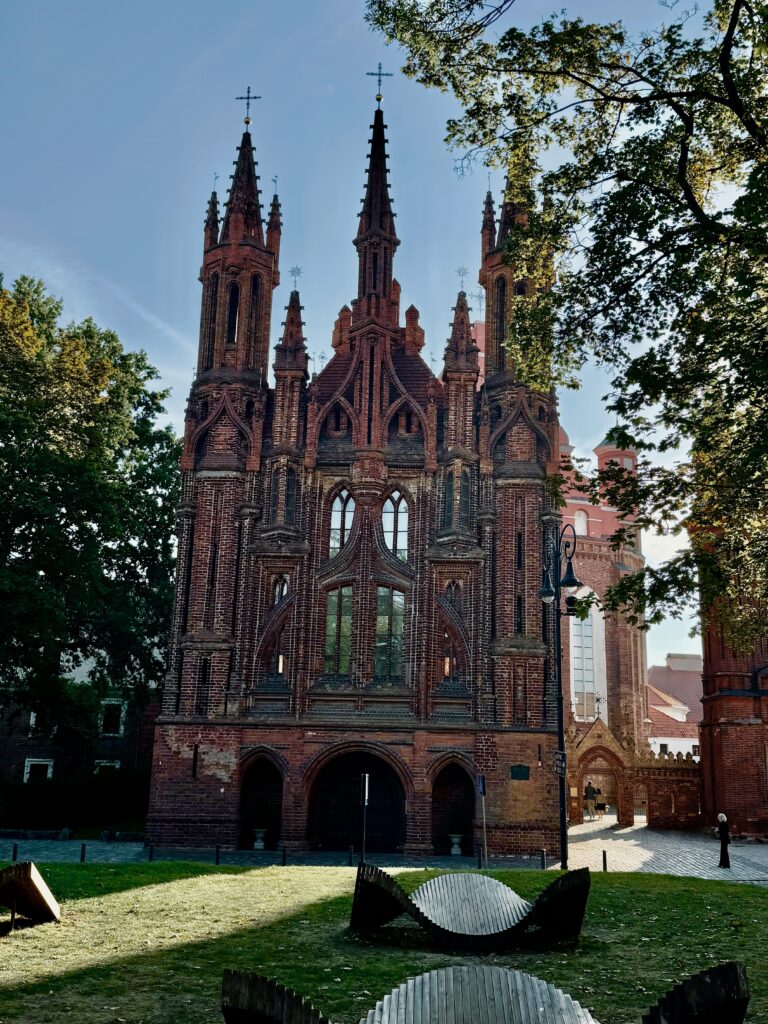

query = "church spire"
[
  {"left": 274, "top": 290, "right": 308, "bottom": 377},
  {"left": 356, "top": 107, "right": 398, "bottom": 243},
  {"left": 444, "top": 291, "right": 478, "bottom": 371},
  {"left": 267, "top": 192, "right": 282, "bottom": 280},
  {"left": 220, "top": 129, "right": 264, "bottom": 244},
  {"left": 482, "top": 190, "right": 496, "bottom": 260},
  {"left": 204, "top": 189, "right": 219, "bottom": 251}
]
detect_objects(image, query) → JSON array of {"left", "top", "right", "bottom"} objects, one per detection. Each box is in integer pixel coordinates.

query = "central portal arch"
[{"left": 307, "top": 750, "right": 406, "bottom": 852}]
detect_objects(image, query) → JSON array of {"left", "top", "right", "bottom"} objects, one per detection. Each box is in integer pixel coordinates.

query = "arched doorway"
[
  {"left": 633, "top": 783, "right": 648, "bottom": 822},
  {"left": 239, "top": 757, "right": 283, "bottom": 849},
  {"left": 431, "top": 762, "right": 475, "bottom": 855},
  {"left": 307, "top": 750, "right": 406, "bottom": 852},
  {"left": 578, "top": 756, "right": 618, "bottom": 821}
]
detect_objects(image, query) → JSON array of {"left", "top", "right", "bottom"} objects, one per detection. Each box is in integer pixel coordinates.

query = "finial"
[
  {"left": 236, "top": 85, "right": 261, "bottom": 126},
  {"left": 456, "top": 266, "right": 468, "bottom": 291},
  {"left": 213, "top": 172, "right": 219, "bottom": 193},
  {"left": 487, "top": 171, "right": 492, "bottom": 192},
  {"left": 289, "top": 265, "right": 302, "bottom": 290},
  {"left": 470, "top": 289, "right": 485, "bottom": 316},
  {"left": 271, "top": 174, "right": 278, "bottom": 194},
  {"left": 366, "top": 61, "right": 393, "bottom": 108}
]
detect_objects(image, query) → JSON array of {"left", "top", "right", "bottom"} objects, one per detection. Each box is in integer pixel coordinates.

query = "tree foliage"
[
  {"left": 0, "top": 275, "right": 181, "bottom": 709},
  {"left": 368, "top": 0, "right": 768, "bottom": 647}
]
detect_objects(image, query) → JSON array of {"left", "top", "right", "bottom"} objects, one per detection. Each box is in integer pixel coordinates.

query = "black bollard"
[
  {"left": 215, "top": 844, "right": 221, "bottom": 866},
  {"left": 281, "top": 845, "right": 287, "bottom": 866},
  {"left": 476, "top": 846, "right": 482, "bottom": 869},
  {"left": 348, "top": 845, "right": 354, "bottom": 866},
  {"left": 540, "top": 848, "right": 546, "bottom": 870},
  {"left": 11, "top": 842, "right": 18, "bottom": 863},
  {"left": 602, "top": 849, "right": 608, "bottom": 872},
  {"left": 148, "top": 844, "right": 154, "bottom": 862},
  {"left": 80, "top": 842, "right": 86, "bottom": 863}
]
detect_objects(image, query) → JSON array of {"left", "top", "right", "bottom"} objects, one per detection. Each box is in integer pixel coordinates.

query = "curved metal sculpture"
[
  {"left": 221, "top": 963, "right": 750, "bottom": 1024},
  {"left": 349, "top": 863, "right": 591, "bottom": 949}
]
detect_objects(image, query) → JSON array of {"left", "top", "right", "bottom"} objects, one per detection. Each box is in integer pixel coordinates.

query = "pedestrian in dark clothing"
[{"left": 717, "top": 813, "right": 730, "bottom": 868}]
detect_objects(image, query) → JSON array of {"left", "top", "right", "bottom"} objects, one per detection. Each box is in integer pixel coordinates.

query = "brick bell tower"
[{"left": 148, "top": 99, "right": 564, "bottom": 857}]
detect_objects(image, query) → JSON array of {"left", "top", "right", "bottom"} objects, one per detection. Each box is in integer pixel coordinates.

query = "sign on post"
[{"left": 553, "top": 751, "right": 566, "bottom": 778}]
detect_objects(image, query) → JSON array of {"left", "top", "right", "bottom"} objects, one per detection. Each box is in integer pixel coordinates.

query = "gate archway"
[
  {"left": 307, "top": 750, "right": 406, "bottom": 852},
  {"left": 239, "top": 756, "right": 283, "bottom": 849},
  {"left": 431, "top": 762, "right": 475, "bottom": 855}
]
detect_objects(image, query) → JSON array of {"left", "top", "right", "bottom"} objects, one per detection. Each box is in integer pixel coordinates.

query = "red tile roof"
[
  {"left": 647, "top": 704, "right": 700, "bottom": 738},
  {"left": 648, "top": 664, "right": 703, "bottom": 715}
]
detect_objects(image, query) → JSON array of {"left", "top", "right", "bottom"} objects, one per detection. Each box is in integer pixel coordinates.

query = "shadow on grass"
[
  {"left": 0, "top": 870, "right": 765, "bottom": 1024},
  {"left": 0, "top": 860, "right": 251, "bottom": 905}
]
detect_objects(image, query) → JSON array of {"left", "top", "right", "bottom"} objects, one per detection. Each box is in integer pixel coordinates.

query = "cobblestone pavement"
[{"left": 3, "top": 817, "right": 767, "bottom": 883}]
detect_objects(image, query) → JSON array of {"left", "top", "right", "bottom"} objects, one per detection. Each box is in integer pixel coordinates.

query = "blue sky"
[{"left": 0, "top": 0, "right": 699, "bottom": 666}]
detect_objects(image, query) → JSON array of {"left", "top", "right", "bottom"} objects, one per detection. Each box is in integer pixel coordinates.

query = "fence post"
[
  {"left": 476, "top": 845, "right": 483, "bottom": 869},
  {"left": 80, "top": 843, "right": 86, "bottom": 863},
  {"left": 602, "top": 849, "right": 608, "bottom": 872},
  {"left": 281, "top": 845, "right": 287, "bottom": 866},
  {"left": 348, "top": 845, "right": 354, "bottom": 866},
  {"left": 11, "top": 842, "right": 18, "bottom": 863},
  {"left": 148, "top": 844, "right": 154, "bottom": 862},
  {"left": 215, "top": 844, "right": 221, "bottom": 866},
  {"left": 540, "top": 848, "right": 546, "bottom": 870}
]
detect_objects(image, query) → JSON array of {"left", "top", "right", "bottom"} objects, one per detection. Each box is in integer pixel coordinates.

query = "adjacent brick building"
[{"left": 147, "top": 101, "right": 690, "bottom": 852}]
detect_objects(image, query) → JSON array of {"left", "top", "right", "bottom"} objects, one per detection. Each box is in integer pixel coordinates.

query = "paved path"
[{"left": 3, "top": 817, "right": 767, "bottom": 883}]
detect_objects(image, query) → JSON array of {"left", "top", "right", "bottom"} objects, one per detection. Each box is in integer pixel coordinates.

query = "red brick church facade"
[{"left": 148, "top": 103, "right": 681, "bottom": 853}]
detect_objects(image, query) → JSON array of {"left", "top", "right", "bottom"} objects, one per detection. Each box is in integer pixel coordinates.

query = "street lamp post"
[{"left": 540, "top": 522, "right": 582, "bottom": 871}]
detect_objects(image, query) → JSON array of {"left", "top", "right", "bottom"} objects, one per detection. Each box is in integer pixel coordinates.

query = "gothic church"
[{"left": 147, "top": 100, "right": 586, "bottom": 855}]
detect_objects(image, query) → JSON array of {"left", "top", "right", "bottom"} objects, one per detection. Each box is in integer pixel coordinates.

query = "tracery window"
[
  {"left": 203, "top": 274, "right": 218, "bottom": 369},
  {"left": 382, "top": 490, "right": 408, "bottom": 560},
  {"left": 442, "top": 629, "right": 459, "bottom": 681},
  {"left": 267, "top": 625, "right": 286, "bottom": 677},
  {"left": 375, "top": 586, "right": 405, "bottom": 680},
  {"left": 324, "top": 586, "right": 353, "bottom": 674},
  {"left": 248, "top": 274, "right": 262, "bottom": 366},
  {"left": 329, "top": 490, "right": 355, "bottom": 557},
  {"left": 443, "top": 471, "right": 454, "bottom": 528},
  {"left": 445, "top": 581, "right": 462, "bottom": 616},
  {"left": 572, "top": 613, "right": 596, "bottom": 719}
]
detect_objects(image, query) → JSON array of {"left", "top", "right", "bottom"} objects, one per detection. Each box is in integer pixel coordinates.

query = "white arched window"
[
  {"left": 329, "top": 490, "right": 355, "bottom": 557},
  {"left": 382, "top": 490, "right": 408, "bottom": 560},
  {"left": 574, "top": 509, "right": 588, "bottom": 536},
  {"left": 569, "top": 587, "right": 607, "bottom": 722}
]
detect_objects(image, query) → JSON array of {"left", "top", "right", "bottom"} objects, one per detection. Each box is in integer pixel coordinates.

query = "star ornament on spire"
[
  {"left": 366, "top": 61, "right": 393, "bottom": 108},
  {"left": 456, "top": 266, "right": 468, "bottom": 291},
  {"left": 289, "top": 265, "right": 302, "bottom": 290}
]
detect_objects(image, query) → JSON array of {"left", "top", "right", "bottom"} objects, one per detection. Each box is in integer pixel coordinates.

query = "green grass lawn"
[{"left": 0, "top": 863, "right": 765, "bottom": 1024}]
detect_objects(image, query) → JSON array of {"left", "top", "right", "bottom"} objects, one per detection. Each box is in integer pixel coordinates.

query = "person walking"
[
  {"left": 717, "top": 813, "right": 731, "bottom": 868},
  {"left": 584, "top": 780, "right": 597, "bottom": 820}
]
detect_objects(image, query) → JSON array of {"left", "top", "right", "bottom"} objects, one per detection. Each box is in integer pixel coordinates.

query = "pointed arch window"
[
  {"left": 269, "top": 468, "right": 280, "bottom": 522},
  {"left": 203, "top": 274, "right": 218, "bottom": 369},
  {"left": 382, "top": 490, "right": 408, "bottom": 561},
  {"left": 273, "top": 576, "right": 289, "bottom": 605},
  {"left": 495, "top": 276, "right": 506, "bottom": 369},
  {"left": 329, "top": 490, "right": 355, "bottom": 557},
  {"left": 446, "top": 581, "right": 462, "bottom": 616},
  {"left": 443, "top": 471, "right": 454, "bottom": 528},
  {"left": 459, "top": 469, "right": 471, "bottom": 527},
  {"left": 226, "top": 282, "right": 240, "bottom": 347},
  {"left": 375, "top": 586, "right": 405, "bottom": 680},
  {"left": 285, "top": 468, "right": 297, "bottom": 524},
  {"left": 324, "top": 586, "right": 353, "bottom": 675},
  {"left": 574, "top": 509, "right": 588, "bottom": 536}
]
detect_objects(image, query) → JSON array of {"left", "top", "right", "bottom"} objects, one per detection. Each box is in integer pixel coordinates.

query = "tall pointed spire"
[
  {"left": 482, "top": 190, "right": 496, "bottom": 259},
  {"left": 444, "top": 291, "right": 478, "bottom": 370},
  {"left": 274, "top": 290, "right": 308, "bottom": 377},
  {"left": 267, "top": 192, "right": 282, "bottom": 282},
  {"left": 220, "top": 130, "right": 264, "bottom": 244},
  {"left": 357, "top": 107, "right": 398, "bottom": 243},
  {"left": 204, "top": 190, "right": 219, "bottom": 250}
]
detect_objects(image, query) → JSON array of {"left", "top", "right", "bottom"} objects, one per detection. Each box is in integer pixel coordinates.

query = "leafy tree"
[
  {"left": 368, "top": 0, "right": 768, "bottom": 647},
  {"left": 0, "top": 276, "right": 181, "bottom": 712}
]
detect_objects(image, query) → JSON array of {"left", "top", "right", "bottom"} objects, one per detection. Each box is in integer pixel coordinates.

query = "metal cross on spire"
[
  {"left": 289, "top": 265, "right": 302, "bottom": 290},
  {"left": 271, "top": 174, "right": 278, "bottom": 194},
  {"left": 213, "top": 172, "right": 219, "bottom": 193},
  {"left": 366, "top": 62, "right": 393, "bottom": 107},
  {"left": 456, "top": 266, "right": 468, "bottom": 291},
  {"left": 470, "top": 289, "right": 485, "bottom": 316},
  {"left": 235, "top": 85, "right": 261, "bottom": 125}
]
